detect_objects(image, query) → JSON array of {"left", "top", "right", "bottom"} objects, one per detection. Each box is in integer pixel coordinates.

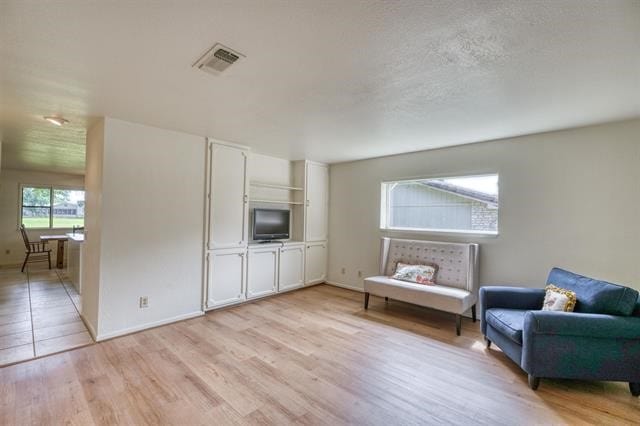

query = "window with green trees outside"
[{"left": 21, "top": 186, "right": 85, "bottom": 229}]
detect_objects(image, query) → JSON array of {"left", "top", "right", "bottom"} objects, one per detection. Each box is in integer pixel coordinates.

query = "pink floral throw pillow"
[{"left": 392, "top": 262, "right": 438, "bottom": 285}]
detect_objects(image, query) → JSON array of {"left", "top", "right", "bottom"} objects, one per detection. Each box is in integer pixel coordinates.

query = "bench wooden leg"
[
  {"left": 471, "top": 304, "right": 477, "bottom": 322},
  {"left": 364, "top": 292, "right": 370, "bottom": 309},
  {"left": 456, "top": 314, "right": 461, "bottom": 336}
]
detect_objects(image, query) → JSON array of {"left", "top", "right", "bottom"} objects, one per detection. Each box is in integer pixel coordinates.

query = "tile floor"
[{"left": 0, "top": 264, "right": 93, "bottom": 367}]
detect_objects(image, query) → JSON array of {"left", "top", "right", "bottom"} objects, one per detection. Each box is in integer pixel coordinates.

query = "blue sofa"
[{"left": 480, "top": 268, "right": 640, "bottom": 396}]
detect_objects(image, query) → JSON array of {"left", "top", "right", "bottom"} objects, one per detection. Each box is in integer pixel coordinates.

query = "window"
[
  {"left": 380, "top": 174, "right": 498, "bottom": 234},
  {"left": 21, "top": 186, "right": 85, "bottom": 229}
]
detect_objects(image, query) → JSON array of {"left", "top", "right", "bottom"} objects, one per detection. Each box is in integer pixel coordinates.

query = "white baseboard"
[
  {"left": 95, "top": 310, "right": 205, "bottom": 342},
  {"left": 325, "top": 280, "right": 364, "bottom": 293}
]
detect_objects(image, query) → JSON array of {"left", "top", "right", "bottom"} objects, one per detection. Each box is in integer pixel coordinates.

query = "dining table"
[{"left": 40, "top": 234, "right": 69, "bottom": 269}]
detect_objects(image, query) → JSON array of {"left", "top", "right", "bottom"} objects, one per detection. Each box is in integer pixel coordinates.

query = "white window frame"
[
  {"left": 18, "top": 184, "right": 85, "bottom": 230},
  {"left": 380, "top": 173, "right": 499, "bottom": 237}
]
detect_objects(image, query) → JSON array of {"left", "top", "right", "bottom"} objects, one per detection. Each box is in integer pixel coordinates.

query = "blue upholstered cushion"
[
  {"left": 485, "top": 308, "right": 526, "bottom": 345},
  {"left": 547, "top": 268, "right": 639, "bottom": 316}
]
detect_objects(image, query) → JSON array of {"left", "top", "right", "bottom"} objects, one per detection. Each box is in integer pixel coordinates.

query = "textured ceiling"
[{"left": 1, "top": 0, "right": 639, "bottom": 175}]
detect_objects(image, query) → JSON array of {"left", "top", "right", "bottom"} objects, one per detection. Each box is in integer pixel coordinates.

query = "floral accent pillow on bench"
[{"left": 392, "top": 262, "right": 438, "bottom": 285}]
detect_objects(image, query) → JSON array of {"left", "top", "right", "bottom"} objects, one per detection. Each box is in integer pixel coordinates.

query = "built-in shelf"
[
  {"left": 250, "top": 198, "right": 305, "bottom": 205},
  {"left": 250, "top": 182, "right": 304, "bottom": 191}
]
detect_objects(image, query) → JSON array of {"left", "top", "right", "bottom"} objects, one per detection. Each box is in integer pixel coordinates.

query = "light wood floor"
[
  {"left": 0, "top": 266, "right": 92, "bottom": 366},
  {"left": 1, "top": 284, "right": 638, "bottom": 425}
]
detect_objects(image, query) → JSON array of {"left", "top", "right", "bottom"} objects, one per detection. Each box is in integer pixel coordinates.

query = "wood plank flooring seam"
[
  {"left": 25, "top": 267, "right": 36, "bottom": 358},
  {"left": 55, "top": 269, "right": 83, "bottom": 318}
]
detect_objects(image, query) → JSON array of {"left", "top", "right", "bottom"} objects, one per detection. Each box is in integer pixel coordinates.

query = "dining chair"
[{"left": 19, "top": 224, "right": 52, "bottom": 272}]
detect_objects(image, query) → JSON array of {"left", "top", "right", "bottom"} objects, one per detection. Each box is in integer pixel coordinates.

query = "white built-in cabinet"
[
  {"left": 247, "top": 245, "right": 278, "bottom": 299},
  {"left": 305, "top": 241, "right": 327, "bottom": 284},
  {"left": 205, "top": 138, "right": 328, "bottom": 310},
  {"left": 305, "top": 162, "right": 329, "bottom": 242},
  {"left": 207, "top": 142, "right": 249, "bottom": 249},
  {"left": 206, "top": 247, "right": 246, "bottom": 308},
  {"left": 205, "top": 140, "right": 250, "bottom": 309},
  {"left": 246, "top": 242, "right": 305, "bottom": 299},
  {"left": 278, "top": 243, "right": 305, "bottom": 291},
  {"left": 303, "top": 161, "right": 329, "bottom": 284}
]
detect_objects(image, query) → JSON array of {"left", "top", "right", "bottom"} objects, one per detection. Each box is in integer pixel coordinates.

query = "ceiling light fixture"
[{"left": 44, "top": 116, "right": 69, "bottom": 126}]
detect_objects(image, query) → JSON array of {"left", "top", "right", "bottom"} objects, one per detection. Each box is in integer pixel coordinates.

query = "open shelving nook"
[
  {"left": 248, "top": 164, "right": 307, "bottom": 243},
  {"left": 250, "top": 182, "right": 304, "bottom": 191},
  {"left": 249, "top": 181, "right": 305, "bottom": 205}
]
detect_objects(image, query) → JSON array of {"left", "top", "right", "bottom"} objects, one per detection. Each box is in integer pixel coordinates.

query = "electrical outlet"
[
  {"left": 139, "top": 296, "right": 149, "bottom": 308},
  {"left": 341, "top": 267, "right": 346, "bottom": 274}
]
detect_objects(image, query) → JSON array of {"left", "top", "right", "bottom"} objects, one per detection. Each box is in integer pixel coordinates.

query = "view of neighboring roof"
[{"left": 420, "top": 180, "right": 499, "bottom": 207}]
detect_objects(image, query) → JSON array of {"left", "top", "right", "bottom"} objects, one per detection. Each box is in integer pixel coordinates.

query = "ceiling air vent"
[{"left": 193, "top": 43, "right": 245, "bottom": 75}]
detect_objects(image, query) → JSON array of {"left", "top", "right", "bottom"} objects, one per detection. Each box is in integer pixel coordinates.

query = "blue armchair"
[{"left": 480, "top": 268, "right": 640, "bottom": 396}]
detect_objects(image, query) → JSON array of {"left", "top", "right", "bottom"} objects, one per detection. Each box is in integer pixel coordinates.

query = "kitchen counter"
[
  {"left": 66, "top": 233, "right": 84, "bottom": 293},
  {"left": 67, "top": 233, "right": 85, "bottom": 242}
]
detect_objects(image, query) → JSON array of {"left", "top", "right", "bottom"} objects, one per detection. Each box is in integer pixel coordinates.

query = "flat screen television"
[{"left": 252, "top": 208, "right": 290, "bottom": 241}]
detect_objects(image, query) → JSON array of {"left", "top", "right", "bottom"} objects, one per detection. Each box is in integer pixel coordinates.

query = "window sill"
[
  {"left": 380, "top": 227, "right": 499, "bottom": 238},
  {"left": 19, "top": 227, "right": 79, "bottom": 231}
]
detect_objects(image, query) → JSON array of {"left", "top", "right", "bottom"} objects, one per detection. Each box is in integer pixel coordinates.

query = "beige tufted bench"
[{"left": 364, "top": 238, "right": 479, "bottom": 335}]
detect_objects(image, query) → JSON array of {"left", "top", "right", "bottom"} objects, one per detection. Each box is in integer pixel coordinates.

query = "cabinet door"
[
  {"left": 279, "top": 245, "right": 304, "bottom": 292},
  {"left": 247, "top": 247, "right": 278, "bottom": 299},
  {"left": 207, "top": 248, "right": 246, "bottom": 308},
  {"left": 305, "top": 162, "right": 329, "bottom": 242},
  {"left": 305, "top": 242, "right": 327, "bottom": 285},
  {"left": 208, "top": 142, "right": 249, "bottom": 249}
]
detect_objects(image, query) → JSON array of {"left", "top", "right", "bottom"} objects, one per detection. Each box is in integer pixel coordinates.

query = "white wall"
[
  {"left": 0, "top": 168, "right": 84, "bottom": 267},
  {"left": 249, "top": 153, "right": 293, "bottom": 186},
  {"left": 85, "top": 117, "right": 205, "bottom": 340},
  {"left": 328, "top": 119, "right": 640, "bottom": 292},
  {"left": 82, "top": 118, "right": 105, "bottom": 334}
]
